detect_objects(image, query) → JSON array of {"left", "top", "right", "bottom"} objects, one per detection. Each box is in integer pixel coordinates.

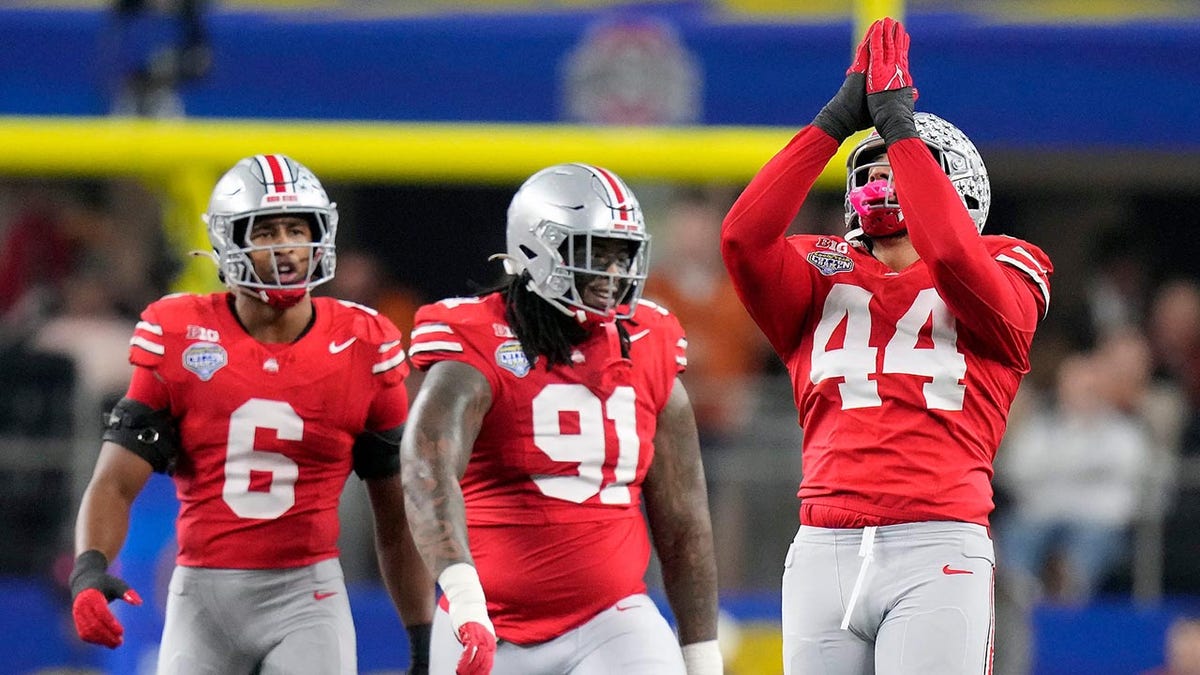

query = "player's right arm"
[
  {"left": 400, "top": 359, "right": 496, "bottom": 674},
  {"left": 71, "top": 362, "right": 179, "bottom": 648}
]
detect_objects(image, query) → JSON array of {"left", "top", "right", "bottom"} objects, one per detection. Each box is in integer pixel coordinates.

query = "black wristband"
[
  {"left": 68, "top": 549, "right": 109, "bottom": 598},
  {"left": 867, "top": 88, "right": 919, "bottom": 146},
  {"left": 407, "top": 622, "right": 432, "bottom": 673},
  {"left": 812, "top": 73, "right": 868, "bottom": 143}
]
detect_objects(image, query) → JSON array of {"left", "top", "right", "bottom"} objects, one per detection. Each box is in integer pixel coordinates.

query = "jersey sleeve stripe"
[
  {"left": 372, "top": 351, "right": 407, "bottom": 375},
  {"left": 408, "top": 341, "right": 465, "bottom": 355},
  {"left": 136, "top": 320, "right": 163, "bottom": 336},
  {"left": 996, "top": 254, "right": 1051, "bottom": 318},
  {"left": 379, "top": 340, "right": 403, "bottom": 353},
  {"left": 130, "top": 335, "right": 165, "bottom": 356},
  {"left": 676, "top": 355, "right": 688, "bottom": 367},
  {"left": 412, "top": 323, "right": 455, "bottom": 337},
  {"left": 676, "top": 338, "right": 688, "bottom": 349}
]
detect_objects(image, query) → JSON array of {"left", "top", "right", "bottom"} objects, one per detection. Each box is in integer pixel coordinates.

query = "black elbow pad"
[{"left": 102, "top": 397, "right": 180, "bottom": 474}]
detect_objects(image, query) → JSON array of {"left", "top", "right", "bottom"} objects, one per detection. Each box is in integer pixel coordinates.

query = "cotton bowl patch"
[
  {"left": 806, "top": 251, "right": 854, "bottom": 276},
  {"left": 495, "top": 340, "right": 532, "bottom": 377},
  {"left": 183, "top": 342, "right": 228, "bottom": 381}
]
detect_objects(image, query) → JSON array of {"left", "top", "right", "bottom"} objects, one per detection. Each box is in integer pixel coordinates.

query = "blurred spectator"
[
  {"left": 642, "top": 189, "right": 770, "bottom": 448},
  {"left": 996, "top": 341, "right": 1155, "bottom": 603},
  {"left": 641, "top": 189, "right": 771, "bottom": 590},
  {"left": 1085, "top": 228, "right": 1151, "bottom": 344},
  {"left": 1143, "top": 617, "right": 1200, "bottom": 675},
  {"left": 317, "top": 248, "right": 424, "bottom": 340},
  {"left": 1148, "top": 279, "right": 1200, "bottom": 420},
  {"left": 30, "top": 269, "right": 135, "bottom": 408}
]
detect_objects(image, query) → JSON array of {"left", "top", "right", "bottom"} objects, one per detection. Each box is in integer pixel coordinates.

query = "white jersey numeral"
[
  {"left": 811, "top": 284, "right": 966, "bottom": 411},
  {"left": 530, "top": 383, "right": 640, "bottom": 504},
  {"left": 222, "top": 398, "right": 302, "bottom": 519}
]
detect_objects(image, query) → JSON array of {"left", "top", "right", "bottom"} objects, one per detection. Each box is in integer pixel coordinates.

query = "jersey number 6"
[{"left": 223, "top": 398, "right": 302, "bottom": 519}]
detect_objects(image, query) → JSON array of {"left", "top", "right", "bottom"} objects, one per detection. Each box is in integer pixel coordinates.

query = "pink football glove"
[{"left": 455, "top": 621, "right": 497, "bottom": 675}]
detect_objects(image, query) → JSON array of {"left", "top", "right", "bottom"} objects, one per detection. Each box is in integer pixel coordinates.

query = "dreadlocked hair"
[{"left": 485, "top": 273, "right": 633, "bottom": 368}]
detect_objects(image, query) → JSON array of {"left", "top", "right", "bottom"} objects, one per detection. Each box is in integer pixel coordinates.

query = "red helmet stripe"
[
  {"left": 259, "top": 154, "right": 291, "bottom": 193},
  {"left": 587, "top": 165, "right": 638, "bottom": 230}
]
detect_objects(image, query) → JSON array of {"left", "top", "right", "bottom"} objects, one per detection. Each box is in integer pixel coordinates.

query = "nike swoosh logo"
[
  {"left": 313, "top": 591, "right": 338, "bottom": 600},
  {"left": 615, "top": 602, "right": 638, "bottom": 611},
  {"left": 942, "top": 564, "right": 974, "bottom": 575},
  {"left": 329, "top": 337, "right": 357, "bottom": 354},
  {"left": 628, "top": 329, "right": 650, "bottom": 342}
]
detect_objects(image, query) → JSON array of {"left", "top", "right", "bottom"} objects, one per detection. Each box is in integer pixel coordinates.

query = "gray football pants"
[
  {"left": 157, "top": 559, "right": 356, "bottom": 675},
  {"left": 782, "top": 521, "right": 995, "bottom": 675},
  {"left": 430, "top": 592, "right": 687, "bottom": 675}
]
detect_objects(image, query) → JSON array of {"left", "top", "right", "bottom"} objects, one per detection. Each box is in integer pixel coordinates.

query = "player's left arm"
[
  {"left": 643, "top": 378, "right": 722, "bottom": 673},
  {"left": 893, "top": 142, "right": 1051, "bottom": 358},
  {"left": 359, "top": 424, "right": 435, "bottom": 675}
]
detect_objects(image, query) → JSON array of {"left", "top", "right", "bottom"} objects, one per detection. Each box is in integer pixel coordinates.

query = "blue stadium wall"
[{"left": 0, "top": 3, "right": 1197, "bottom": 152}]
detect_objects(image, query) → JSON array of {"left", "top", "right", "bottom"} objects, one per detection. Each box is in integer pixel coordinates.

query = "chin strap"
[{"left": 256, "top": 287, "right": 308, "bottom": 310}]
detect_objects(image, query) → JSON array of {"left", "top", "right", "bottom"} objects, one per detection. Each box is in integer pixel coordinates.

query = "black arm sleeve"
[
  {"left": 352, "top": 425, "right": 402, "bottom": 480},
  {"left": 101, "top": 397, "right": 180, "bottom": 474}
]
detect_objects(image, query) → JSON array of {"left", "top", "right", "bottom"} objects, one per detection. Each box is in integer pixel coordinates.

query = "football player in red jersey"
[
  {"left": 401, "top": 163, "right": 722, "bottom": 675},
  {"left": 720, "top": 18, "right": 1053, "bottom": 675},
  {"left": 69, "top": 154, "right": 435, "bottom": 674}
]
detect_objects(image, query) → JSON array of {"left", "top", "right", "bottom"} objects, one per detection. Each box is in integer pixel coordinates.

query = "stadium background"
[{"left": 0, "top": 1, "right": 1198, "bottom": 673}]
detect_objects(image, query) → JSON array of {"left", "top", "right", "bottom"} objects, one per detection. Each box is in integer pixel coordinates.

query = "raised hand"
[
  {"left": 811, "top": 22, "right": 874, "bottom": 142},
  {"left": 865, "top": 17, "right": 919, "bottom": 144}
]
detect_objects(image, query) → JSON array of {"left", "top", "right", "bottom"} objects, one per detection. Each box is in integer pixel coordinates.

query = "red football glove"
[
  {"left": 455, "top": 621, "right": 497, "bottom": 675},
  {"left": 68, "top": 550, "right": 143, "bottom": 648},
  {"left": 865, "top": 17, "right": 919, "bottom": 145},
  {"left": 811, "top": 24, "right": 874, "bottom": 142}
]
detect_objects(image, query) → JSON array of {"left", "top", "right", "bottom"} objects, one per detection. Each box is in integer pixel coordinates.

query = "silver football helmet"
[
  {"left": 844, "top": 112, "right": 991, "bottom": 239},
  {"left": 203, "top": 154, "right": 338, "bottom": 306},
  {"left": 504, "top": 163, "right": 650, "bottom": 319}
]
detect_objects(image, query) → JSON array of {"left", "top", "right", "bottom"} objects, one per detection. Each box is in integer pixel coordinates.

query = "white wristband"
[
  {"left": 437, "top": 563, "right": 495, "bottom": 636},
  {"left": 681, "top": 639, "right": 723, "bottom": 675}
]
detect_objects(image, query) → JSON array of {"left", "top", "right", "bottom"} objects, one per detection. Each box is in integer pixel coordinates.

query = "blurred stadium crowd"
[{"left": 1, "top": 1, "right": 1199, "bottom": 674}]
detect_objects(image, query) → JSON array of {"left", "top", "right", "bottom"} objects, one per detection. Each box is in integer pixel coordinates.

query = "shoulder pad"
[{"left": 985, "top": 235, "right": 1053, "bottom": 319}]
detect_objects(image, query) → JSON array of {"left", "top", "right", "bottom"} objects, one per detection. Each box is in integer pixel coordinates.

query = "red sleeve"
[
  {"left": 366, "top": 380, "right": 408, "bottom": 433},
  {"left": 125, "top": 364, "right": 170, "bottom": 409},
  {"left": 888, "top": 137, "right": 1047, "bottom": 367},
  {"left": 720, "top": 125, "right": 839, "bottom": 354}
]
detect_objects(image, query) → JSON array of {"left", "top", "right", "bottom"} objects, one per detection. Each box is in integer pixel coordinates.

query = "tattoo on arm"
[{"left": 401, "top": 361, "right": 492, "bottom": 578}]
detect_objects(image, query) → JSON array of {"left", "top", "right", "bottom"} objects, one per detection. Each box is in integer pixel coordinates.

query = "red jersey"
[
  {"left": 722, "top": 127, "right": 1053, "bottom": 528},
  {"left": 408, "top": 293, "right": 686, "bottom": 644},
  {"left": 125, "top": 293, "right": 409, "bottom": 569}
]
